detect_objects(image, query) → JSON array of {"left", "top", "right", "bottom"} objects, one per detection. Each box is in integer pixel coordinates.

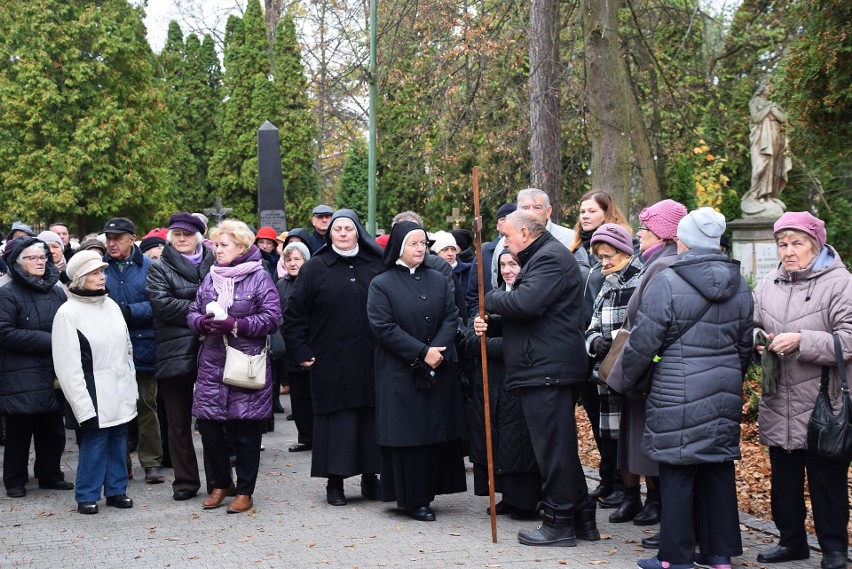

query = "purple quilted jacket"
[{"left": 187, "top": 248, "right": 281, "bottom": 421}]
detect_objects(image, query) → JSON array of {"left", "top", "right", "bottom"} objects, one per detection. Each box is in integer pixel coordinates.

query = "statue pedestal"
[{"left": 728, "top": 217, "right": 779, "bottom": 283}]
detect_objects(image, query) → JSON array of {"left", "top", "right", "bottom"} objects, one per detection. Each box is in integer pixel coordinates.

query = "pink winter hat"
[
  {"left": 639, "top": 199, "right": 687, "bottom": 241},
  {"left": 591, "top": 224, "right": 634, "bottom": 255},
  {"left": 773, "top": 211, "right": 826, "bottom": 247}
]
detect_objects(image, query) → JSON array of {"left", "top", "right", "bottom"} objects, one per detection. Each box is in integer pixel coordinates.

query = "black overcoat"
[
  {"left": 367, "top": 264, "right": 466, "bottom": 447},
  {"left": 146, "top": 243, "right": 215, "bottom": 381},
  {"left": 0, "top": 237, "right": 66, "bottom": 415},
  {"left": 283, "top": 249, "right": 380, "bottom": 414}
]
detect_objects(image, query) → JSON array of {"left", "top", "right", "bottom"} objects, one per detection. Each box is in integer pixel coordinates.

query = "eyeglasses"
[
  {"left": 405, "top": 240, "right": 428, "bottom": 248},
  {"left": 637, "top": 226, "right": 650, "bottom": 232},
  {"left": 598, "top": 252, "right": 621, "bottom": 262},
  {"left": 21, "top": 255, "right": 47, "bottom": 263}
]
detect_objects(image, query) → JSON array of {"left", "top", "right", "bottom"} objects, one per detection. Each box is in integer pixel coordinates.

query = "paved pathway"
[{"left": 0, "top": 398, "right": 833, "bottom": 568}]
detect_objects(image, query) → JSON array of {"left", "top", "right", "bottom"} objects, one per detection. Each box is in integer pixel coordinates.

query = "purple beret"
[
  {"left": 168, "top": 212, "right": 206, "bottom": 235},
  {"left": 773, "top": 211, "right": 826, "bottom": 247},
  {"left": 591, "top": 223, "right": 634, "bottom": 255}
]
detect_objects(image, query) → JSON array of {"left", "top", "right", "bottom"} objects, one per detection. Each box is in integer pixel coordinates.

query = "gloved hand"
[
  {"left": 591, "top": 336, "right": 612, "bottom": 357},
  {"left": 205, "top": 315, "right": 236, "bottom": 336},
  {"left": 200, "top": 312, "right": 217, "bottom": 334},
  {"left": 411, "top": 360, "right": 437, "bottom": 390},
  {"left": 121, "top": 305, "right": 132, "bottom": 325}
]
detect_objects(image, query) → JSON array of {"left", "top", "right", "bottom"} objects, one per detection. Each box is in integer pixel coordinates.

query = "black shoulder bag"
[{"left": 805, "top": 333, "right": 852, "bottom": 462}]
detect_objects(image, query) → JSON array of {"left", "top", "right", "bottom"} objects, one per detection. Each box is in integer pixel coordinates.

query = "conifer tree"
[
  {"left": 0, "top": 0, "right": 179, "bottom": 232},
  {"left": 336, "top": 137, "right": 369, "bottom": 219}
]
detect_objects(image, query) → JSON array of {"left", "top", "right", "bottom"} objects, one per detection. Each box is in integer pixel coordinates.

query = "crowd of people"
[{"left": 0, "top": 192, "right": 848, "bottom": 569}]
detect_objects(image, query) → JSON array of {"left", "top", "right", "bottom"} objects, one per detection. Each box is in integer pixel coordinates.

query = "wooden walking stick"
[{"left": 472, "top": 166, "right": 498, "bottom": 543}]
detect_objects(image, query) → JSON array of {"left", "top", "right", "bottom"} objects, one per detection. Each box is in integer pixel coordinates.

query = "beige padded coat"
[{"left": 753, "top": 245, "right": 852, "bottom": 450}]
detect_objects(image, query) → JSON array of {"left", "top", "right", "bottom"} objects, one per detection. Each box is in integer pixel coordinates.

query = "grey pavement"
[{"left": 0, "top": 397, "right": 834, "bottom": 568}]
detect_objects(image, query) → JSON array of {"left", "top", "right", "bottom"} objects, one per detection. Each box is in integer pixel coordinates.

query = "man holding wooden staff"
[{"left": 474, "top": 209, "right": 598, "bottom": 547}]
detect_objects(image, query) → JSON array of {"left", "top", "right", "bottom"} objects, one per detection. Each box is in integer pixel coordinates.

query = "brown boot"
[
  {"left": 226, "top": 494, "right": 253, "bottom": 514},
  {"left": 203, "top": 484, "right": 235, "bottom": 509}
]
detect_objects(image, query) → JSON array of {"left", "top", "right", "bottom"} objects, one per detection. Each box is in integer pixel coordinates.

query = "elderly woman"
[
  {"left": 568, "top": 191, "right": 633, "bottom": 508},
  {"left": 582, "top": 224, "right": 644, "bottom": 522},
  {"left": 283, "top": 209, "right": 382, "bottom": 506},
  {"left": 0, "top": 237, "right": 71, "bottom": 498},
  {"left": 367, "top": 221, "right": 467, "bottom": 521},
  {"left": 606, "top": 199, "right": 688, "bottom": 548},
  {"left": 146, "top": 213, "right": 214, "bottom": 501},
  {"left": 36, "top": 230, "right": 68, "bottom": 286},
  {"left": 466, "top": 248, "right": 540, "bottom": 519},
  {"left": 620, "top": 208, "right": 753, "bottom": 569},
  {"left": 275, "top": 241, "right": 313, "bottom": 452},
  {"left": 187, "top": 220, "right": 281, "bottom": 514},
  {"left": 53, "top": 250, "right": 138, "bottom": 514},
  {"left": 752, "top": 212, "right": 851, "bottom": 569}
]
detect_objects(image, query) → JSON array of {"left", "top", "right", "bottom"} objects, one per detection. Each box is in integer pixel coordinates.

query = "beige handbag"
[{"left": 222, "top": 336, "right": 268, "bottom": 390}]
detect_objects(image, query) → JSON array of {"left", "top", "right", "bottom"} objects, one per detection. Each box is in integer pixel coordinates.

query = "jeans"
[{"left": 77, "top": 424, "right": 129, "bottom": 503}]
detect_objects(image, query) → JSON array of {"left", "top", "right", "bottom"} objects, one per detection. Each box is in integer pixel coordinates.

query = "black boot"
[
  {"left": 608, "top": 486, "right": 642, "bottom": 523},
  {"left": 633, "top": 487, "right": 660, "bottom": 526},
  {"left": 574, "top": 500, "right": 600, "bottom": 541},
  {"left": 517, "top": 507, "right": 576, "bottom": 547}
]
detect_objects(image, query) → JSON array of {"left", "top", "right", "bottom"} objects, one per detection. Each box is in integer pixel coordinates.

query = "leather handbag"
[
  {"left": 598, "top": 327, "right": 630, "bottom": 383},
  {"left": 805, "top": 333, "right": 852, "bottom": 462},
  {"left": 222, "top": 336, "right": 268, "bottom": 390}
]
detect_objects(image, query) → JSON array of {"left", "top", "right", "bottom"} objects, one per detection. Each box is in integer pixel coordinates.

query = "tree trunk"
[
  {"left": 584, "top": 0, "right": 661, "bottom": 217},
  {"left": 529, "top": 0, "right": 562, "bottom": 222}
]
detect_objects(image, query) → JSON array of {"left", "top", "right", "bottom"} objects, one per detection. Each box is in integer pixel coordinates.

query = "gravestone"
[
  {"left": 257, "top": 121, "right": 287, "bottom": 232},
  {"left": 728, "top": 217, "right": 778, "bottom": 284},
  {"left": 446, "top": 207, "right": 466, "bottom": 229}
]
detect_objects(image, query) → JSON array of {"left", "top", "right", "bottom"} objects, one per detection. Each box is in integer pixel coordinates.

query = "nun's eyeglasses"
[{"left": 405, "top": 240, "right": 428, "bottom": 248}]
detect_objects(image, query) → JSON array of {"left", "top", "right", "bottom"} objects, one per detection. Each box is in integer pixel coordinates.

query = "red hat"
[
  {"left": 255, "top": 226, "right": 278, "bottom": 241},
  {"left": 375, "top": 234, "right": 390, "bottom": 249}
]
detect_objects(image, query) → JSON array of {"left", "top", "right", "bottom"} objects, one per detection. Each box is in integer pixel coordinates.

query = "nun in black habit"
[
  {"left": 283, "top": 209, "right": 382, "bottom": 506},
  {"left": 366, "top": 221, "right": 467, "bottom": 522}
]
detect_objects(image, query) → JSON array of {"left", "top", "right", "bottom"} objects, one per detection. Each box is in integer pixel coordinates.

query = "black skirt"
[
  {"left": 379, "top": 439, "right": 467, "bottom": 509},
  {"left": 473, "top": 463, "right": 541, "bottom": 511},
  {"left": 311, "top": 407, "right": 380, "bottom": 478}
]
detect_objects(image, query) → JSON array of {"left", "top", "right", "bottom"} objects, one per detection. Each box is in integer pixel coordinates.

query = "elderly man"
[
  {"left": 101, "top": 217, "right": 164, "bottom": 484},
  {"left": 490, "top": 188, "right": 578, "bottom": 288},
  {"left": 307, "top": 204, "right": 334, "bottom": 254},
  {"left": 475, "top": 209, "right": 597, "bottom": 547}
]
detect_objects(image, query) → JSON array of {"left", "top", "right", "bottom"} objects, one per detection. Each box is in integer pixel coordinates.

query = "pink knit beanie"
[
  {"left": 639, "top": 199, "right": 688, "bottom": 241},
  {"left": 773, "top": 211, "right": 826, "bottom": 247}
]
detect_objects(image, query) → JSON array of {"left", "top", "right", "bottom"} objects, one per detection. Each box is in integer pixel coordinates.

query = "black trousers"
[
  {"left": 197, "top": 419, "right": 263, "bottom": 496},
  {"left": 658, "top": 461, "right": 742, "bottom": 564},
  {"left": 287, "top": 369, "right": 313, "bottom": 445},
  {"left": 3, "top": 411, "right": 66, "bottom": 490},
  {"left": 579, "top": 382, "right": 620, "bottom": 490},
  {"left": 769, "top": 447, "right": 850, "bottom": 554},
  {"left": 518, "top": 386, "right": 588, "bottom": 513},
  {"left": 159, "top": 377, "right": 200, "bottom": 493}
]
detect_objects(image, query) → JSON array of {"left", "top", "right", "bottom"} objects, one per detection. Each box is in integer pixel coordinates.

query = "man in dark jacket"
[
  {"left": 307, "top": 204, "right": 333, "bottom": 254},
  {"left": 102, "top": 217, "right": 164, "bottom": 484},
  {"left": 478, "top": 209, "right": 597, "bottom": 547},
  {"left": 465, "top": 202, "right": 516, "bottom": 317},
  {"left": 620, "top": 208, "right": 753, "bottom": 569}
]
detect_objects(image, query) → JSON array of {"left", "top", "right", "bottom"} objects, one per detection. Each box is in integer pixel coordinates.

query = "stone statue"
[{"left": 741, "top": 87, "right": 792, "bottom": 218}]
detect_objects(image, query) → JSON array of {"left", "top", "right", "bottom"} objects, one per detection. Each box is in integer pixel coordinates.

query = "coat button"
[
  {"left": 425, "top": 316, "right": 431, "bottom": 322},
  {"left": 420, "top": 295, "right": 427, "bottom": 300},
  {"left": 414, "top": 275, "right": 421, "bottom": 280},
  {"left": 425, "top": 337, "right": 432, "bottom": 343}
]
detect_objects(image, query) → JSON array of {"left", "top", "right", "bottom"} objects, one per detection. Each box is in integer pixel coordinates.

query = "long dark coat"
[
  {"left": 146, "top": 243, "right": 215, "bottom": 381},
  {"left": 367, "top": 264, "right": 466, "bottom": 447},
  {"left": 0, "top": 238, "right": 66, "bottom": 415},
  {"left": 463, "top": 320, "right": 537, "bottom": 475},
  {"left": 283, "top": 248, "right": 381, "bottom": 414}
]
